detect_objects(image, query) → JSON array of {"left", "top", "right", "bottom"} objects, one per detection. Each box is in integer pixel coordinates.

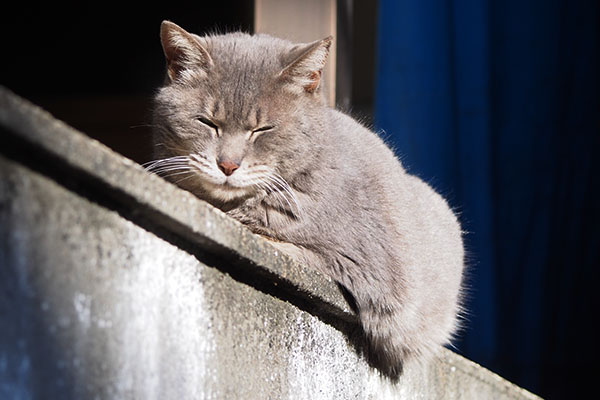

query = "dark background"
[
  {"left": 3, "top": 1, "right": 598, "bottom": 398},
  {"left": 375, "top": 1, "right": 599, "bottom": 398},
  {"left": 2, "top": 2, "right": 254, "bottom": 164}
]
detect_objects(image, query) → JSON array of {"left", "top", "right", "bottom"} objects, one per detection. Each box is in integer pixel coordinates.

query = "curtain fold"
[{"left": 375, "top": 0, "right": 599, "bottom": 397}]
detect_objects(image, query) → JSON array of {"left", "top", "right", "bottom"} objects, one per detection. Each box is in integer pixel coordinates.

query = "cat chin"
[{"left": 200, "top": 180, "right": 255, "bottom": 202}]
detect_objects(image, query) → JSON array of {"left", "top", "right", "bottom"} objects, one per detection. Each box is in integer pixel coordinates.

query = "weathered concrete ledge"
[{"left": 0, "top": 86, "right": 541, "bottom": 399}]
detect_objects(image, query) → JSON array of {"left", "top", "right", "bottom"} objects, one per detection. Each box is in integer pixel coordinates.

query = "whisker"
[
  {"left": 238, "top": 175, "right": 282, "bottom": 209},
  {"left": 174, "top": 173, "right": 198, "bottom": 185},
  {"left": 189, "top": 158, "right": 213, "bottom": 171},
  {"left": 148, "top": 166, "right": 191, "bottom": 176},
  {"left": 255, "top": 178, "right": 288, "bottom": 212},
  {"left": 144, "top": 156, "right": 301, "bottom": 218},
  {"left": 156, "top": 169, "right": 195, "bottom": 179},
  {"left": 143, "top": 156, "right": 189, "bottom": 166},
  {"left": 241, "top": 166, "right": 302, "bottom": 217},
  {"left": 148, "top": 164, "right": 191, "bottom": 173},
  {"left": 189, "top": 153, "right": 213, "bottom": 165},
  {"left": 263, "top": 175, "right": 297, "bottom": 215},
  {"left": 146, "top": 155, "right": 190, "bottom": 163},
  {"left": 266, "top": 173, "right": 302, "bottom": 216},
  {"left": 144, "top": 156, "right": 190, "bottom": 170},
  {"left": 147, "top": 160, "right": 190, "bottom": 167},
  {"left": 274, "top": 175, "right": 302, "bottom": 214}
]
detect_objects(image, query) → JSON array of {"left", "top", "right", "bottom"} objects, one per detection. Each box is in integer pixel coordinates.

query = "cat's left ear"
[
  {"left": 160, "top": 21, "right": 213, "bottom": 83},
  {"left": 279, "top": 36, "right": 333, "bottom": 94}
]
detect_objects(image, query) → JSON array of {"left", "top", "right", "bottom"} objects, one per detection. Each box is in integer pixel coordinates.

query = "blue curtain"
[{"left": 375, "top": 0, "right": 599, "bottom": 397}]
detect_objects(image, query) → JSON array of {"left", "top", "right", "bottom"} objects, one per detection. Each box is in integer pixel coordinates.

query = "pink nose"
[{"left": 218, "top": 160, "right": 239, "bottom": 176}]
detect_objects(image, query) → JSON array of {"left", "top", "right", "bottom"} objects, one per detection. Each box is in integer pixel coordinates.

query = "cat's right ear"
[
  {"left": 160, "top": 21, "right": 213, "bottom": 83},
  {"left": 279, "top": 36, "right": 333, "bottom": 95}
]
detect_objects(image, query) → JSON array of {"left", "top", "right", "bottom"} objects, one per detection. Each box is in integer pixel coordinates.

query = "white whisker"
[
  {"left": 267, "top": 178, "right": 299, "bottom": 216},
  {"left": 160, "top": 170, "right": 196, "bottom": 179},
  {"left": 189, "top": 159, "right": 212, "bottom": 170},
  {"left": 266, "top": 173, "right": 302, "bottom": 216},
  {"left": 150, "top": 165, "right": 192, "bottom": 175},
  {"left": 143, "top": 155, "right": 189, "bottom": 165},
  {"left": 256, "top": 178, "right": 288, "bottom": 213},
  {"left": 174, "top": 173, "right": 198, "bottom": 185},
  {"left": 188, "top": 154, "right": 214, "bottom": 170},
  {"left": 144, "top": 156, "right": 191, "bottom": 172},
  {"left": 146, "top": 161, "right": 190, "bottom": 170}
]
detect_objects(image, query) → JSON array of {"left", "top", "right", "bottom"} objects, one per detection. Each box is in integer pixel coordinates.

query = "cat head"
[{"left": 151, "top": 21, "right": 332, "bottom": 205}]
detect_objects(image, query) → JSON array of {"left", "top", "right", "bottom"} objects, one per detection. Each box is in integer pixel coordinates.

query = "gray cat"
[{"left": 150, "top": 21, "right": 465, "bottom": 377}]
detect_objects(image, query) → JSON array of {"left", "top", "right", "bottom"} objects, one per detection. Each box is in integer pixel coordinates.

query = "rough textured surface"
[
  {"left": 0, "top": 87, "right": 542, "bottom": 399},
  {"left": 0, "top": 86, "right": 350, "bottom": 318},
  {"left": 0, "top": 157, "right": 364, "bottom": 399}
]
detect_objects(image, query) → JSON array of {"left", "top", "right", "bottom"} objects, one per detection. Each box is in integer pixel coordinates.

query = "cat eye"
[
  {"left": 249, "top": 125, "right": 275, "bottom": 139},
  {"left": 252, "top": 125, "right": 274, "bottom": 133},
  {"left": 195, "top": 116, "right": 220, "bottom": 135}
]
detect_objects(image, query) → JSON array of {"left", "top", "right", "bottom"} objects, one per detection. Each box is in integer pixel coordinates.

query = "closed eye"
[
  {"left": 252, "top": 125, "right": 274, "bottom": 134},
  {"left": 195, "top": 116, "right": 220, "bottom": 134}
]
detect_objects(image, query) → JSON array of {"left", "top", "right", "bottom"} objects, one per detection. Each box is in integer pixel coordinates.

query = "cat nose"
[{"left": 217, "top": 160, "right": 240, "bottom": 176}]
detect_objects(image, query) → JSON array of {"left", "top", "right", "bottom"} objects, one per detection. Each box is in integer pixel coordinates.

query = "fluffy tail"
[{"left": 357, "top": 296, "right": 461, "bottom": 379}]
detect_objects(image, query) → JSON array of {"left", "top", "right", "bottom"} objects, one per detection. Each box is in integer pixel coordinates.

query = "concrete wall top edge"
[{"left": 0, "top": 86, "right": 542, "bottom": 399}]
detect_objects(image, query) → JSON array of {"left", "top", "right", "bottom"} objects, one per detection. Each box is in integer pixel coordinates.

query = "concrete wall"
[{"left": 0, "top": 87, "right": 541, "bottom": 399}]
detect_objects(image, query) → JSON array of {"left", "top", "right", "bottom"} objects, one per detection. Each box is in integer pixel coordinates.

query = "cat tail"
[{"left": 357, "top": 296, "right": 459, "bottom": 379}]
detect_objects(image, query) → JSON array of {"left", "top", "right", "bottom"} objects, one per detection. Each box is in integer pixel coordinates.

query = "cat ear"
[
  {"left": 279, "top": 36, "right": 333, "bottom": 94},
  {"left": 160, "top": 21, "right": 213, "bottom": 83}
]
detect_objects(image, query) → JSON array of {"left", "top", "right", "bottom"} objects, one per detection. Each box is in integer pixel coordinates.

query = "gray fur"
[{"left": 151, "top": 21, "right": 465, "bottom": 377}]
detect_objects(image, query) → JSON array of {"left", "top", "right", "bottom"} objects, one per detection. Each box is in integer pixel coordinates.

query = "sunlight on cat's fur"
[{"left": 148, "top": 20, "right": 465, "bottom": 379}]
